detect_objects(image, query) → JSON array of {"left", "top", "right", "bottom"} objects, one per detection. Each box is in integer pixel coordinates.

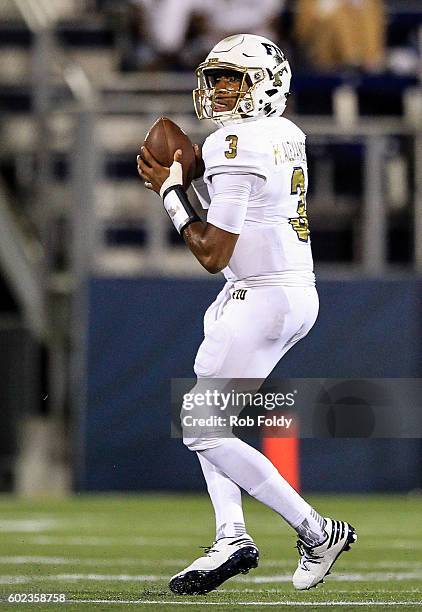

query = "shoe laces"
[
  {"left": 296, "top": 539, "right": 322, "bottom": 569},
  {"left": 200, "top": 542, "right": 218, "bottom": 556}
]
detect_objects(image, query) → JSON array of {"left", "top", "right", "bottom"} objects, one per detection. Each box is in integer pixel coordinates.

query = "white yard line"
[
  {"left": 0, "top": 574, "right": 164, "bottom": 584},
  {"left": 218, "top": 589, "right": 422, "bottom": 594},
  {"left": 0, "top": 577, "right": 29, "bottom": 585},
  {"left": 259, "top": 560, "right": 422, "bottom": 569},
  {"left": 391, "top": 542, "right": 422, "bottom": 549},
  {"left": 0, "top": 571, "right": 421, "bottom": 585},
  {"left": 0, "top": 557, "right": 420, "bottom": 571},
  {"left": 247, "top": 572, "right": 422, "bottom": 583},
  {"left": 0, "top": 519, "right": 62, "bottom": 532},
  {"left": 26, "top": 536, "right": 189, "bottom": 546},
  {"left": 0, "top": 556, "right": 187, "bottom": 567},
  {"left": 63, "top": 600, "right": 422, "bottom": 607}
]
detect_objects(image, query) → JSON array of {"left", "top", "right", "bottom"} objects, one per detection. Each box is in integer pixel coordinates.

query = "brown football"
[{"left": 143, "top": 117, "right": 196, "bottom": 189}]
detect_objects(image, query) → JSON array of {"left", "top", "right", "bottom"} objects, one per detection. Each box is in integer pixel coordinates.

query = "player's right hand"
[{"left": 193, "top": 144, "right": 205, "bottom": 180}]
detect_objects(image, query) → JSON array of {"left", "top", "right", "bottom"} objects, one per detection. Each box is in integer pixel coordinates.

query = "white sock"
[
  {"left": 197, "top": 452, "right": 246, "bottom": 540},
  {"left": 199, "top": 438, "right": 326, "bottom": 545}
]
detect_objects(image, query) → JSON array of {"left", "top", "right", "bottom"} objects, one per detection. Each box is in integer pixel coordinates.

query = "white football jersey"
[{"left": 201, "top": 116, "right": 315, "bottom": 286}]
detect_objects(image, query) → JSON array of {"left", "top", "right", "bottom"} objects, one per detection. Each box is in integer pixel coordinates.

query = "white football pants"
[
  {"left": 183, "top": 281, "right": 318, "bottom": 450},
  {"left": 182, "top": 281, "right": 322, "bottom": 542},
  {"left": 194, "top": 281, "right": 318, "bottom": 380}
]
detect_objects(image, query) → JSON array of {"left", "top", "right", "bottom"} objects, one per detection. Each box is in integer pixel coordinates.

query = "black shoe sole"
[
  {"left": 308, "top": 523, "right": 358, "bottom": 590},
  {"left": 169, "top": 545, "right": 259, "bottom": 596}
]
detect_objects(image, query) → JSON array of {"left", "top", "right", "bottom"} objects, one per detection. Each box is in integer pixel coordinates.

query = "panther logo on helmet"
[{"left": 193, "top": 34, "right": 292, "bottom": 127}]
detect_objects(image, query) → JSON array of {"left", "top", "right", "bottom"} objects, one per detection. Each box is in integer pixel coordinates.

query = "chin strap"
[{"left": 160, "top": 160, "right": 200, "bottom": 234}]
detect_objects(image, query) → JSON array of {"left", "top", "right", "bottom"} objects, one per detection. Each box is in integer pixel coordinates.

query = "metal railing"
[{"left": 7, "top": 0, "right": 100, "bottom": 471}]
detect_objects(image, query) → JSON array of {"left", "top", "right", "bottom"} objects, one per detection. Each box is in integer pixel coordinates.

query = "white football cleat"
[
  {"left": 169, "top": 534, "right": 259, "bottom": 595},
  {"left": 293, "top": 518, "right": 357, "bottom": 590}
]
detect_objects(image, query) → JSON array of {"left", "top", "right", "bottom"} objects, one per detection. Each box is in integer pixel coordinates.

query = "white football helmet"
[{"left": 193, "top": 34, "right": 291, "bottom": 127}]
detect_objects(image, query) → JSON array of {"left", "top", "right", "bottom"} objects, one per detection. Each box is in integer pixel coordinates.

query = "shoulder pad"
[
  {"left": 277, "top": 117, "right": 307, "bottom": 141},
  {"left": 203, "top": 124, "right": 269, "bottom": 181}
]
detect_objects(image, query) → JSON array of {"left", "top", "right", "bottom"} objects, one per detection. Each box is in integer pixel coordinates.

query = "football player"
[{"left": 137, "top": 34, "right": 357, "bottom": 595}]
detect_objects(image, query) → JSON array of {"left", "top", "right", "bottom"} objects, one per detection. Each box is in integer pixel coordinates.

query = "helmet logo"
[
  {"left": 261, "top": 42, "right": 285, "bottom": 65},
  {"left": 274, "top": 65, "right": 289, "bottom": 86},
  {"left": 274, "top": 73, "right": 283, "bottom": 86}
]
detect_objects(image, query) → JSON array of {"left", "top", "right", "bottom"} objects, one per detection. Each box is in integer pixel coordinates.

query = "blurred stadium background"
[
  {"left": 0, "top": 0, "right": 421, "bottom": 607},
  {"left": 2, "top": 0, "right": 421, "bottom": 495}
]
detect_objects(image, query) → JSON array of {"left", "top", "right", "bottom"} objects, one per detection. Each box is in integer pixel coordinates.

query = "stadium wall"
[{"left": 77, "top": 277, "right": 422, "bottom": 492}]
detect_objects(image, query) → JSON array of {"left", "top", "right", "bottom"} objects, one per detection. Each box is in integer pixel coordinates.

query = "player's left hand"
[{"left": 137, "top": 147, "right": 182, "bottom": 195}]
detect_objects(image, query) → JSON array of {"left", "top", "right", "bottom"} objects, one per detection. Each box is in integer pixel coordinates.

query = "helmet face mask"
[
  {"left": 193, "top": 34, "right": 291, "bottom": 127},
  {"left": 193, "top": 63, "right": 257, "bottom": 122}
]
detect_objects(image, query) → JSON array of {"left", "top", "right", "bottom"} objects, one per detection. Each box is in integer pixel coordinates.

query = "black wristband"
[{"left": 162, "top": 185, "right": 200, "bottom": 234}]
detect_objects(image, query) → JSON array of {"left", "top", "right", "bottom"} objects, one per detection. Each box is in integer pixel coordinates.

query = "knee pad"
[
  {"left": 182, "top": 436, "right": 224, "bottom": 452},
  {"left": 194, "top": 320, "right": 233, "bottom": 378}
]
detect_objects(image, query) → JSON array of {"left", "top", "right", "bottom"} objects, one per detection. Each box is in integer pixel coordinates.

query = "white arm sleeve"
[
  {"left": 207, "top": 173, "right": 264, "bottom": 234},
  {"left": 191, "top": 176, "right": 211, "bottom": 210}
]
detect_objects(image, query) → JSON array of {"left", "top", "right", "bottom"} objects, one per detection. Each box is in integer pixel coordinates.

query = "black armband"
[{"left": 161, "top": 185, "right": 200, "bottom": 234}]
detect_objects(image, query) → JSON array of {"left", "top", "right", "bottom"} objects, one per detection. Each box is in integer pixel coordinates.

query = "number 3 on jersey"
[
  {"left": 289, "top": 167, "right": 310, "bottom": 242},
  {"left": 225, "top": 135, "right": 238, "bottom": 159}
]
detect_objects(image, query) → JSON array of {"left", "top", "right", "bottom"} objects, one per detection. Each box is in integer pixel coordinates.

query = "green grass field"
[{"left": 0, "top": 494, "right": 421, "bottom": 611}]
